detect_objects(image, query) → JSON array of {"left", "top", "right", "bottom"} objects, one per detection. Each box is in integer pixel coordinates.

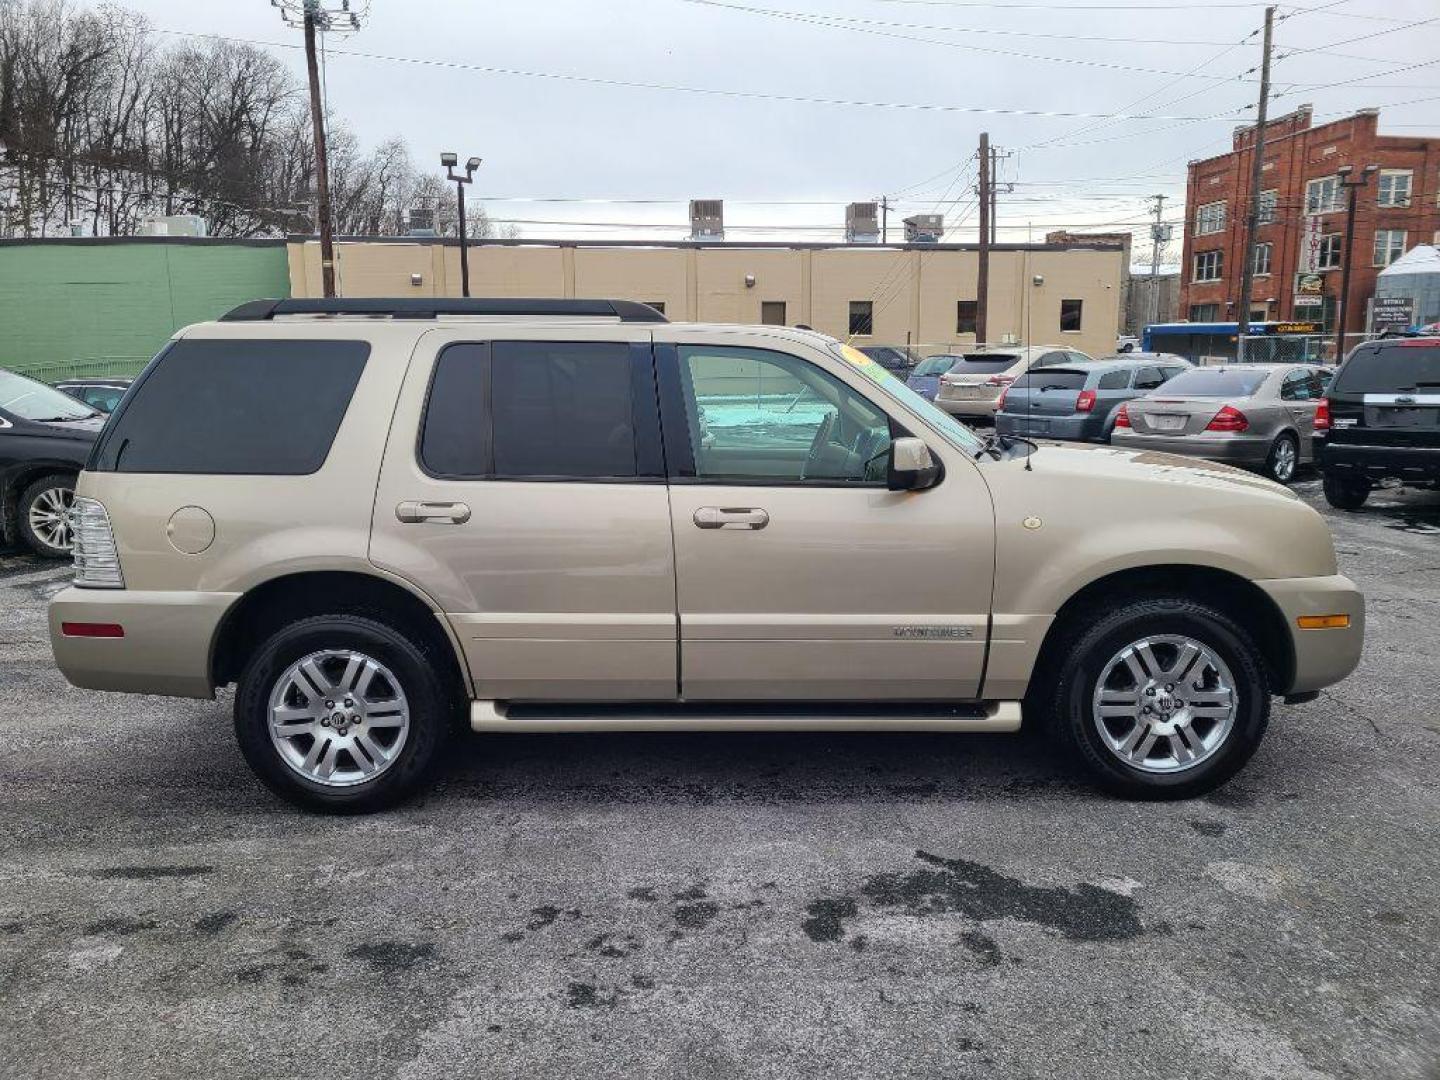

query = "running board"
[{"left": 469, "top": 700, "right": 1022, "bottom": 733}]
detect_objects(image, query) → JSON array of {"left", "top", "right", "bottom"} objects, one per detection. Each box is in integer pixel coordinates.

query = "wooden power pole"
[
  {"left": 977, "top": 132, "right": 991, "bottom": 343},
  {"left": 302, "top": 10, "right": 336, "bottom": 298},
  {"left": 1237, "top": 5, "right": 1275, "bottom": 354}
]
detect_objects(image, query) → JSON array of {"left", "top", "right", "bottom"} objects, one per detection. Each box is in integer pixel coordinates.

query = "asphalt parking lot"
[{"left": 1, "top": 478, "right": 1437, "bottom": 1080}]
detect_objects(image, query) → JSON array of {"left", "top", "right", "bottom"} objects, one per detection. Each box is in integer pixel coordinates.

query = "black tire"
[
  {"left": 1043, "top": 597, "right": 1271, "bottom": 800},
  {"left": 17, "top": 472, "right": 77, "bottom": 559},
  {"left": 1264, "top": 432, "right": 1299, "bottom": 484},
  {"left": 1322, "top": 472, "right": 1371, "bottom": 510},
  {"left": 234, "top": 614, "right": 455, "bottom": 812}
]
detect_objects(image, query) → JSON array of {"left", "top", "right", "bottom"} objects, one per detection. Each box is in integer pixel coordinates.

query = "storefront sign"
[{"left": 1372, "top": 296, "right": 1415, "bottom": 332}]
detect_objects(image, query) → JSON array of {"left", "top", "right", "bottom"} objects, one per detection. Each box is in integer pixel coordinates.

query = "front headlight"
[{"left": 71, "top": 496, "right": 125, "bottom": 589}]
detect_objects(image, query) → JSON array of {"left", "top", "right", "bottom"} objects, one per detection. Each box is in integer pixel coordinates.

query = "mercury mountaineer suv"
[{"left": 49, "top": 298, "right": 1365, "bottom": 811}]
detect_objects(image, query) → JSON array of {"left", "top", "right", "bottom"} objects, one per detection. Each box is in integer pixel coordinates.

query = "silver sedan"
[{"left": 1110, "top": 363, "right": 1332, "bottom": 483}]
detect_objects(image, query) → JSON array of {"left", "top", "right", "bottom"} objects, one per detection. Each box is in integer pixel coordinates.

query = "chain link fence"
[
  {"left": 13, "top": 357, "right": 152, "bottom": 383},
  {"left": 1234, "top": 333, "right": 1383, "bottom": 366}
]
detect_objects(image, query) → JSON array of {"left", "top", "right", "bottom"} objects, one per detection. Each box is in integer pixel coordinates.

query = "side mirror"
[{"left": 888, "top": 436, "right": 942, "bottom": 491}]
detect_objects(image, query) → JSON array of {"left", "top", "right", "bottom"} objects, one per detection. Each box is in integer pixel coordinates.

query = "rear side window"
[
  {"left": 91, "top": 339, "right": 368, "bottom": 474},
  {"left": 1332, "top": 344, "right": 1440, "bottom": 395},
  {"left": 1012, "top": 370, "right": 1087, "bottom": 390},
  {"left": 1098, "top": 370, "right": 1131, "bottom": 390},
  {"left": 421, "top": 341, "right": 652, "bottom": 479}
]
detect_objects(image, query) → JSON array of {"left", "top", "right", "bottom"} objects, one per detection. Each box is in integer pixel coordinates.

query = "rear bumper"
[
  {"left": 1110, "top": 430, "right": 1271, "bottom": 465},
  {"left": 1256, "top": 574, "right": 1365, "bottom": 695},
  {"left": 935, "top": 394, "right": 1002, "bottom": 418},
  {"left": 1316, "top": 440, "right": 1440, "bottom": 482},
  {"left": 48, "top": 587, "right": 238, "bottom": 699},
  {"left": 996, "top": 412, "right": 1105, "bottom": 441}
]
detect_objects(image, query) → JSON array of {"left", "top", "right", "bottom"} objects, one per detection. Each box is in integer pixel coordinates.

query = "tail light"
[
  {"left": 997, "top": 386, "right": 1009, "bottom": 410},
  {"left": 1075, "top": 389, "right": 1097, "bottom": 413},
  {"left": 71, "top": 497, "right": 125, "bottom": 589},
  {"left": 1314, "top": 397, "right": 1331, "bottom": 432},
  {"left": 985, "top": 374, "right": 1015, "bottom": 388},
  {"left": 1114, "top": 404, "right": 1131, "bottom": 428},
  {"left": 1205, "top": 405, "right": 1249, "bottom": 432}
]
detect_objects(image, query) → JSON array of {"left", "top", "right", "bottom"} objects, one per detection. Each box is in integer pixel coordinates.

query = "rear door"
[
  {"left": 1279, "top": 368, "right": 1325, "bottom": 444},
  {"left": 369, "top": 326, "right": 678, "bottom": 701}
]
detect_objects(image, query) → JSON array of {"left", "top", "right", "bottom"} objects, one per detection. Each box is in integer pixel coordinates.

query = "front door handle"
[
  {"left": 396, "top": 500, "right": 472, "bottom": 524},
  {"left": 693, "top": 506, "right": 769, "bottom": 530}
]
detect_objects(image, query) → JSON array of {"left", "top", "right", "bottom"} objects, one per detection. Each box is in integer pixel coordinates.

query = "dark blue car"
[{"left": 905, "top": 354, "right": 963, "bottom": 401}]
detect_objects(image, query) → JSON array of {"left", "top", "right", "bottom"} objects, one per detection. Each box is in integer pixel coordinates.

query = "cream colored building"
[{"left": 287, "top": 237, "right": 1124, "bottom": 357}]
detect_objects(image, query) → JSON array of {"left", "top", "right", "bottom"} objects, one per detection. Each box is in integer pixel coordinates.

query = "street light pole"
[
  {"left": 1334, "top": 163, "right": 1377, "bottom": 363},
  {"left": 441, "top": 153, "right": 481, "bottom": 297}
]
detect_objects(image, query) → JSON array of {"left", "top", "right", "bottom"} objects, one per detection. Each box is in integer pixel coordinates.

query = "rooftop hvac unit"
[
  {"left": 406, "top": 207, "right": 437, "bottom": 236},
  {"left": 904, "top": 214, "right": 944, "bottom": 243},
  {"left": 137, "top": 219, "right": 170, "bottom": 236},
  {"left": 689, "top": 199, "right": 724, "bottom": 242},
  {"left": 845, "top": 202, "right": 880, "bottom": 244},
  {"left": 162, "top": 215, "right": 207, "bottom": 237}
]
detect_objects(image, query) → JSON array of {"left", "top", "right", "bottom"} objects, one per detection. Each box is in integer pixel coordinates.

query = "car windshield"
[
  {"left": 913, "top": 355, "right": 960, "bottom": 377},
  {"left": 0, "top": 369, "right": 96, "bottom": 421},
  {"left": 955, "top": 354, "right": 1019, "bottom": 373},
  {"left": 1332, "top": 343, "right": 1440, "bottom": 394},
  {"left": 833, "top": 344, "right": 987, "bottom": 455},
  {"left": 1152, "top": 368, "right": 1269, "bottom": 398}
]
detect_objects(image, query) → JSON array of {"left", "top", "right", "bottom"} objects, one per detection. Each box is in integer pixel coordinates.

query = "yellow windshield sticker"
[{"left": 839, "top": 344, "right": 890, "bottom": 385}]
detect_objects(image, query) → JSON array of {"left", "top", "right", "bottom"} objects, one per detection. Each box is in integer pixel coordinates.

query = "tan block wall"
[{"left": 288, "top": 241, "right": 1122, "bottom": 357}]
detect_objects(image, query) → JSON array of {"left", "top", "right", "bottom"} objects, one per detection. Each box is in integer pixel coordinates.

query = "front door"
[
  {"left": 370, "top": 328, "right": 677, "bottom": 701},
  {"left": 656, "top": 338, "right": 995, "bottom": 701}
]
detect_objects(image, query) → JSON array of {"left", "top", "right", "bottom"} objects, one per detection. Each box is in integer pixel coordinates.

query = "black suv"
[
  {"left": 1, "top": 368, "right": 105, "bottom": 557},
  {"left": 1315, "top": 336, "right": 1440, "bottom": 509}
]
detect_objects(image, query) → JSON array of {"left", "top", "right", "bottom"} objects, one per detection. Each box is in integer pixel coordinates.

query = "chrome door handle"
[
  {"left": 693, "top": 506, "right": 769, "bottom": 530},
  {"left": 396, "top": 500, "right": 471, "bottom": 524}
]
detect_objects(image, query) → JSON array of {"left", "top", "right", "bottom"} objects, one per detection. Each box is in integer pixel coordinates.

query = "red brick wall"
[{"left": 1179, "top": 107, "right": 1440, "bottom": 337}]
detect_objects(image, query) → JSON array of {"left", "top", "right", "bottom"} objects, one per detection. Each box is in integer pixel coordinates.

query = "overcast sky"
[{"left": 132, "top": 0, "right": 1436, "bottom": 265}]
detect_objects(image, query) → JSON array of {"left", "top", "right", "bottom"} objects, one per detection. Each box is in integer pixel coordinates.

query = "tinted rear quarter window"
[
  {"left": 1098, "top": 370, "right": 1131, "bottom": 390},
  {"left": 91, "top": 339, "right": 368, "bottom": 474},
  {"left": 1332, "top": 344, "right": 1440, "bottom": 395}
]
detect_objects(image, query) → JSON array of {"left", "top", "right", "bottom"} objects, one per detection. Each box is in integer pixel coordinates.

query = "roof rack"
[{"left": 219, "top": 298, "right": 669, "bottom": 323}]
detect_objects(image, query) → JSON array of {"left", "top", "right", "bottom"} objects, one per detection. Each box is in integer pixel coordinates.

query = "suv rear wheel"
[
  {"left": 1048, "top": 597, "right": 1270, "bottom": 799},
  {"left": 234, "top": 614, "right": 454, "bottom": 812},
  {"left": 1322, "top": 472, "right": 1371, "bottom": 510},
  {"left": 18, "top": 473, "right": 77, "bottom": 558}
]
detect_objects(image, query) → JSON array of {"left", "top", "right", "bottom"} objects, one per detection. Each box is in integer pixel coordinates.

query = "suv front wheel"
[
  {"left": 234, "top": 614, "right": 454, "bottom": 812},
  {"left": 1047, "top": 597, "right": 1271, "bottom": 799}
]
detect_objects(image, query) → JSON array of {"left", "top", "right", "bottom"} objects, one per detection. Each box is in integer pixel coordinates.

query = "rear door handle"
[
  {"left": 396, "top": 500, "right": 471, "bottom": 524},
  {"left": 693, "top": 506, "right": 769, "bottom": 530}
]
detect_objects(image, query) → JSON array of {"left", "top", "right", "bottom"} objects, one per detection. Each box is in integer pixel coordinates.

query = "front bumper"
[
  {"left": 996, "top": 412, "right": 1104, "bottom": 442},
  {"left": 1256, "top": 574, "right": 1365, "bottom": 695},
  {"left": 1110, "top": 430, "right": 1271, "bottom": 466},
  {"left": 1316, "top": 440, "right": 1440, "bottom": 482},
  {"left": 49, "top": 587, "right": 239, "bottom": 699}
]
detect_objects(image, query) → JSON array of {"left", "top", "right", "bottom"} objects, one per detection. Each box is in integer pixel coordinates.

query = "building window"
[
  {"left": 1189, "top": 303, "right": 1220, "bottom": 322},
  {"left": 956, "top": 300, "right": 978, "bottom": 334},
  {"left": 848, "top": 300, "right": 873, "bottom": 336},
  {"left": 1257, "top": 189, "right": 1278, "bottom": 225},
  {"left": 1376, "top": 170, "right": 1412, "bottom": 208},
  {"left": 1193, "top": 250, "right": 1223, "bottom": 282},
  {"left": 760, "top": 300, "right": 786, "bottom": 325},
  {"left": 1306, "top": 176, "right": 1342, "bottom": 214},
  {"left": 1059, "top": 299, "right": 1083, "bottom": 332},
  {"left": 1316, "top": 234, "right": 1342, "bottom": 270},
  {"left": 1373, "top": 229, "right": 1407, "bottom": 267},
  {"left": 1195, "top": 201, "right": 1226, "bottom": 235},
  {"left": 1252, "top": 242, "right": 1273, "bottom": 276},
  {"left": 645, "top": 301, "right": 666, "bottom": 316}
]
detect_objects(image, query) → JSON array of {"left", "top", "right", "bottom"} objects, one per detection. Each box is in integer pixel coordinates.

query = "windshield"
[
  {"left": 1152, "top": 368, "right": 1269, "bottom": 398},
  {"left": 1332, "top": 343, "right": 1440, "bottom": 394},
  {"left": 833, "top": 343, "right": 987, "bottom": 455},
  {"left": 913, "top": 355, "right": 960, "bottom": 377},
  {"left": 0, "top": 369, "right": 97, "bottom": 421}
]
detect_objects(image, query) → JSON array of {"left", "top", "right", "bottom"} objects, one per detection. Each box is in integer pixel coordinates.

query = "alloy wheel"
[
  {"left": 1271, "top": 438, "right": 1297, "bottom": 482},
  {"left": 28, "top": 485, "right": 75, "bottom": 553}
]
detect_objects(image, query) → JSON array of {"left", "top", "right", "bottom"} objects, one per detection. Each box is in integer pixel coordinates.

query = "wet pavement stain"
[
  {"left": 960, "top": 929, "right": 1003, "bottom": 966},
  {"left": 193, "top": 912, "right": 238, "bottom": 936},
  {"left": 674, "top": 901, "right": 720, "bottom": 931},
  {"left": 1190, "top": 819, "right": 1228, "bottom": 837},
  {"left": 565, "top": 982, "right": 617, "bottom": 1009},
  {"left": 83, "top": 917, "right": 156, "bottom": 936},
  {"left": 346, "top": 941, "right": 437, "bottom": 973},
  {"left": 92, "top": 865, "right": 214, "bottom": 880},
  {"left": 802, "top": 897, "right": 858, "bottom": 943}
]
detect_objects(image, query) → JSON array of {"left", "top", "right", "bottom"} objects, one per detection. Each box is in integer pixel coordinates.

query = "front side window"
[
  {"left": 1193, "top": 250, "right": 1223, "bottom": 282},
  {"left": 1195, "top": 201, "right": 1226, "bottom": 235},
  {"left": 1317, "top": 234, "right": 1342, "bottom": 270},
  {"left": 1306, "top": 176, "right": 1341, "bottom": 214},
  {"left": 1060, "top": 299, "right": 1083, "bottom": 332},
  {"left": 676, "top": 345, "right": 893, "bottom": 484},
  {"left": 90, "top": 339, "right": 367, "bottom": 474},
  {"left": 1373, "top": 229, "right": 1406, "bottom": 267},
  {"left": 848, "top": 301, "right": 874, "bottom": 336},
  {"left": 1377, "top": 170, "right": 1412, "bottom": 208},
  {"left": 1252, "top": 242, "right": 1273, "bottom": 276},
  {"left": 1133, "top": 366, "right": 1167, "bottom": 390},
  {"left": 420, "top": 341, "right": 648, "bottom": 480},
  {"left": 956, "top": 299, "right": 978, "bottom": 334}
]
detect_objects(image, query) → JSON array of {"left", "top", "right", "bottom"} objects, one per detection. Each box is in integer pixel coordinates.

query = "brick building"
[{"left": 1180, "top": 105, "right": 1440, "bottom": 339}]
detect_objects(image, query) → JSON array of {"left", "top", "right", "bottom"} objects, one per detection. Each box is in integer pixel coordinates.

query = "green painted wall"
[{"left": 0, "top": 240, "right": 290, "bottom": 379}]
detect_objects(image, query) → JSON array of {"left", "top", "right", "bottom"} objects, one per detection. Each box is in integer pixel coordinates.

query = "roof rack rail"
[{"left": 219, "top": 298, "right": 669, "bottom": 323}]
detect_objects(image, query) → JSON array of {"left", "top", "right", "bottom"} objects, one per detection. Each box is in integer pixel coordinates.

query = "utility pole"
[
  {"left": 1146, "top": 194, "right": 1169, "bottom": 327},
  {"left": 880, "top": 195, "right": 889, "bottom": 244},
  {"left": 1237, "top": 4, "right": 1276, "bottom": 358},
  {"left": 989, "top": 145, "right": 998, "bottom": 245},
  {"left": 1335, "top": 163, "right": 1378, "bottom": 362},
  {"left": 275, "top": 0, "right": 364, "bottom": 299},
  {"left": 977, "top": 132, "right": 991, "bottom": 343}
]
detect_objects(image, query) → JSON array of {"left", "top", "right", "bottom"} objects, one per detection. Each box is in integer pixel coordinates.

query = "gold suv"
[{"left": 49, "top": 299, "right": 1364, "bottom": 811}]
